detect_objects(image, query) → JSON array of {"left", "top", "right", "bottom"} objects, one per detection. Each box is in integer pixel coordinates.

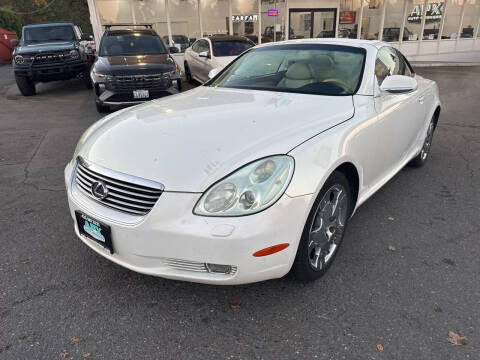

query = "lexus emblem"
[{"left": 91, "top": 181, "right": 108, "bottom": 200}]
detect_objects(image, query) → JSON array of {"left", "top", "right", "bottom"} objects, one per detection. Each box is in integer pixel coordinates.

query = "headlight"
[
  {"left": 194, "top": 155, "right": 294, "bottom": 216},
  {"left": 69, "top": 49, "right": 79, "bottom": 59},
  {"left": 93, "top": 71, "right": 106, "bottom": 78}
]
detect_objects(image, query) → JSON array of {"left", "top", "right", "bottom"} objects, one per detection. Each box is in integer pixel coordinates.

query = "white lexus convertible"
[{"left": 65, "top": 39, "right": 440, "bottom": 285}]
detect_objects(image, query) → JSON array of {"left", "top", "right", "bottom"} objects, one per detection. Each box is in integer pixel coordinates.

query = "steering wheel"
[{"left": 322, "top": 78, "right": 352, "bottom": 92}]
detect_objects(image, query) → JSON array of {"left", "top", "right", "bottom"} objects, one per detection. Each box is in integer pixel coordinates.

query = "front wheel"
[
  {"left": 292, "top": 171, "right": 352, "bottom": 281},
  {"left": 15, "top": 75, "right": 36, "bottom": 96},
  {"left": 184, "top": 62, "right": 193, "bottom": 84},
  {"left": 409, "top": 117, "right": 436, "bottom": 168}
]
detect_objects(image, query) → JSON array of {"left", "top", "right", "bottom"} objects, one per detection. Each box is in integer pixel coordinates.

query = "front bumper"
[
  {"left": 64, "top": 161, "right": 313, "bottom": 285},
  {"left": 93, "top": 73, "right": 181, "bottom": 106},
  {"left": 14, "top": 60, "right": 87, "bottom": 82}
]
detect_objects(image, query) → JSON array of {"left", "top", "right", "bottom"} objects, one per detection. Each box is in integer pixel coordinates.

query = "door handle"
[{"left": 418, "top": 96, "right": 424, "bottom": 104}]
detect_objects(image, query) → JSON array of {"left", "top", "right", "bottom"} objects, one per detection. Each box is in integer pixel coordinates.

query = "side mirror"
[
  {"left": 169, "top": 46, "right": 179, "bottom": 54},
  {"left": 208, "top": 68, "right": 220, "bottom": 79},
  {"left": 380, "top": 75, "right": 418, "bottom": 93},
  {"left": 10, "top": 39, "right": 19, "bottom": 47},
  {"left": 199, "top": 50, "right": 210, "bottom": 59}
]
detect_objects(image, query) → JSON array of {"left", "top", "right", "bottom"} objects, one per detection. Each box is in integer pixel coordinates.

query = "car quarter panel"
[{"left": 286, "top": 95, "right": 379, "bottom": 207}]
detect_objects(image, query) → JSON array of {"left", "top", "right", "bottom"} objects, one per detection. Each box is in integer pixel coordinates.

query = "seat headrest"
[
  {"left": 285, "top": 62, "right": 313, "bottom": 80},
  {"left": 314, "top": 54, "right": 334, "bottom": 68}
]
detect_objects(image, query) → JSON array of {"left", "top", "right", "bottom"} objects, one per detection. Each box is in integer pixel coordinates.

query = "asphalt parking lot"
[{"left": 0, "top": 64, "right": 479, "bottom": 360}]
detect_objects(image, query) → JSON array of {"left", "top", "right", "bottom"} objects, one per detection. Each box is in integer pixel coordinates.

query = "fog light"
[
  {"left": 98, "top": 83, "right": 106, "bottom": 93},
  {"left": 205, "top": 263, "right": 233, "bottom": 274}
]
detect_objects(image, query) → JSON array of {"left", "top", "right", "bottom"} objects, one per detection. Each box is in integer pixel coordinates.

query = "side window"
[
  {"left": 192, "top": 41, "right": 201, "bottom": 53},
  {"left": 375, "top": 47, "right": 400, "bottom": 86},
  {"left": 395, "top": 50, "right": 414, "bottom": 77},
  {"left": 198, "top": 40, "right": 209, "bottom": 53}
]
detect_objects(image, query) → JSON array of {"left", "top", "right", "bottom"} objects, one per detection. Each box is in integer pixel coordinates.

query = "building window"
[
  {"left": 360, "top": 0, "right": 383, "bottom": 40},
  {"left": 202, "top": 0, "right": 230, "bottom": 36},
  {"left": 96, "top": 0, "right": 136, "bottom": 25},
  {"left": 261, "top": 0, "right": 286, "bottom": 42},
  {"left": 383, "top": 0, "right": 406, "bottom": 41},
  {"left": 461, "top": 0, "right": 480, "bottom": 38},
  {"left": 422, "top": 0, "right": 444, "bottom": 39},
  {"left": 338, "top": 0, "right": 362, "bottom": 39},
  {"left": 442, "top": 0, "right": 464, "bottom": 38},
  {"left": 232, "top": 0, "right": 259, "bottom": 39},
  {"left": 403, "top": 0, "right": 443, "bottom": 41}
]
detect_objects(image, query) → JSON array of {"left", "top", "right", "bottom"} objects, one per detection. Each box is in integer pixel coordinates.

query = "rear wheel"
[
  {"left": 184, "top": 62, "right": 193, "bottom": 84},
  {"left": 409, "top": 116, "right": 436, "bottom": 167},
  {"left": 15, "top": 75, "right": 36, "bottom": 96},
  {"left": 292, "top": 171, "right": 352, "bottom": 281},
  {"left": 95, "top": 101, "right": 109, "bottom": 113}
]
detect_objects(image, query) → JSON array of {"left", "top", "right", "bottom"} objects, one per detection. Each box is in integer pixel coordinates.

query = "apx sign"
[{"left": 407, "top": 2, "right": 443, "bottom": 23}]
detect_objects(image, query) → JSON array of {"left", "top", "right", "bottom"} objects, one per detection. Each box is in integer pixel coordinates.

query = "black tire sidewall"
[
  {"left": 292, "top": 171, "right": 352, "bottom": 281},
  {"left": 15, "top": 75, "right": 36, "bottom": 96},
  {"left": 184, "top": 62, "right": 192, "bottom": 83}
]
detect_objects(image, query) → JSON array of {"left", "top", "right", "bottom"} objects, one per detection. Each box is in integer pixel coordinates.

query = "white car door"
[
  {"left": 373, "top": 47, "right": 426, "bottom": 178},
  {"left": 197, "top": 39, "right": 214, "bottom": 82}
]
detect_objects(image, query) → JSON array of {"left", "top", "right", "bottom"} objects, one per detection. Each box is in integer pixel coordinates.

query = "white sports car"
[{"left": 65, "top": 39, "right": 440, "bottom": 285}]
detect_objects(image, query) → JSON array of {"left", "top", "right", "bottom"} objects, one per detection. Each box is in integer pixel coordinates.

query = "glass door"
[{"left": 289, "top": 9, "right": 337, "bottom": 39}]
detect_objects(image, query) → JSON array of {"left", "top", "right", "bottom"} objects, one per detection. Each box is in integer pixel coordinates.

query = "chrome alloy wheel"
[
  {"left": 308, "top": 184, "right": 348, "bottom": 271},
  {"left": 420, "top": 120, "right": 435, "bottom": 161}
]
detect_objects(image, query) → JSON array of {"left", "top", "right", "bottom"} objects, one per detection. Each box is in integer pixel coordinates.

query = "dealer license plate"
[
  {"left": 75, "top": 211, "right": 113, "bottom": 254},
  {"left": 133, "top": 89, "right": 149, "bottom": 99}
]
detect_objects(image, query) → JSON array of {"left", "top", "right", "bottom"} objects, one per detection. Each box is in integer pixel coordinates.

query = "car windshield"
[
  {"left": 212, "top": 40, "right": 254, "bottom": 57},
  {"left": 99, "top": 33, "right": 167, "bottom": 56},
  {"left": 208, "top": 44, "right": 366, "bottom": 96},
  {"left": 23, "top": 25, "right": 75, "bottom": 43}
]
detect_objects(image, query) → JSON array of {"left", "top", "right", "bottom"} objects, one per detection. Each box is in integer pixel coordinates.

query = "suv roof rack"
[{"left": 104, "top": 24, "right": 153, "bottom": 30}]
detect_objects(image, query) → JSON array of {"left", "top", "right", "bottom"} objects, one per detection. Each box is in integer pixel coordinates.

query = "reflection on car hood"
[
  {"left": 77, "top": 87, "right": 354, "bottom": 192},
  {"left": 94, "top": 55, "right": 176, "bottom": 75}
]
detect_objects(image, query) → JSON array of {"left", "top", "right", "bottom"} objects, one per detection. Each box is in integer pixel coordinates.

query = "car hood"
[
  {"left": 15, "top": 41, "right": 75, "bottom": 54},
  {"left": 77, "top": 87, "right": 354, "bottom": 192},
  {"left": 94, "top": 55, "right": 176, "bottom": 75}
]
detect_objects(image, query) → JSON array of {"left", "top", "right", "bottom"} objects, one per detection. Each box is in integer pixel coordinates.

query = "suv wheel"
[
  {"left": 15, "top": 76, "right": 36, "bottom": 96},
  {"left": 184, "top": 62, "right": 193, "bottom": 84},
  {"left": 96, "top": 101, "right": 109, "bottom": 113},
  {"left": 83, "top": 68, "right": 93, "bottom": 89}
]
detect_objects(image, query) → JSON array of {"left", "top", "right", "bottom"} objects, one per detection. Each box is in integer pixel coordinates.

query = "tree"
[{"left": 0, "top": 7, "right": 23, "bottom": 36}]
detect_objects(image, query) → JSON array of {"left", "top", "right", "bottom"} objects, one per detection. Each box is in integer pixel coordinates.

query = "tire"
[
  {"left": 83, "top": 68, "right": 93, "bottom": 89},
  {"left": 184, "top": 62, "right": 193, "bottom": 84},
  {"left": 176, "top": 79, "right": 182, "bottom": 92},
  {"left": 409, "top": 116, "right": 436, "bottom": 168},
  {"left": 292, "top": 171, "right": 352, "bottom": 281},
  {"left": 15, "top": 75, "right": 36, "bottom": 96},
  {"left": 96, "top": 101, "right": 109, "bottom": 113}
]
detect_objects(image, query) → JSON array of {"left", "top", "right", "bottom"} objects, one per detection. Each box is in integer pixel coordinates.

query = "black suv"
[
  {"left": 11, "top": 22, "right": 94, "bottom": 96},
  {"left": 91, "top": 24, "right": 182, "bottom": 113}
]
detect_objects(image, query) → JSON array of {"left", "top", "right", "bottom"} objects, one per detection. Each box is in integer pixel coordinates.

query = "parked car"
[
  {"left": 11, "top": 22, "right": 93, "bottom": 96},
  {"left": 161, "top": 34, "right": 190, "bottom": 52},
  {"left": 184, "top": 35, "right": 254, "bottom": 83},
  {"left": 381, "top": 27, "right": 414, "bottom": 42},
  {"left": 66, "top": 39, "right": 441, "bottom": 285},
  {"left": 90, "top": 24, "right": 182, "bottom": 113}
]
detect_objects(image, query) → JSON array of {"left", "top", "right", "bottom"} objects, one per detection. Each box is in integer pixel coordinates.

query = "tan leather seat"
[
  {"left": 310, "top": 54, "right": 334, "bottom": 81},
  {"left": 277, "top": 62, "right": 315, "bottom": 89}
]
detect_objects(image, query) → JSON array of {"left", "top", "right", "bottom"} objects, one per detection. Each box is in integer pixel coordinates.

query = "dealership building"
[{"left": 86, "top": 0, "right": 480, "bottom": 64}]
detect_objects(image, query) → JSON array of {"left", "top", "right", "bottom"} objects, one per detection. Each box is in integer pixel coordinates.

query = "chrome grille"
[
  {"left": 163, "top": 258, "right": 238, "bottom": 275},
  {"left": 33, "top": 52, "right": 75, "bottom": 64},
  {"left": 107, "top": 73, "right": 170, "bottom": 90},
  {"left": 74, "top": 157, "right": 164, "bottom": 215}
]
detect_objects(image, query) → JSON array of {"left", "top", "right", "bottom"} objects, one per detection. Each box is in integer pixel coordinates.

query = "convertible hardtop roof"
[{"left": 256, "top": 38, "right": 387, "bottom": 50}]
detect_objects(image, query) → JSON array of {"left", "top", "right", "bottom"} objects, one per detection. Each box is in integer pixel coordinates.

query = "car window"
[
  {"left": 395, "top": 49, "right": 414, "bottom": 77},
  {"left": 99, "top": 33, "right": 167, "bottom": 56},
  {"left": 23, "top": 25, "right": 75, "bottom": 43},
  {"left": 211, "top": 40, "right": 254, "bottom": 57},
  {"left": 208, "top": 44, "right": 366, "bottom": 96},
  {"left": 191, "top": 40, "right": 200, "bottom": 53},
  {"left": 197, "top": 40, "right": 210, "bottom": 54}
]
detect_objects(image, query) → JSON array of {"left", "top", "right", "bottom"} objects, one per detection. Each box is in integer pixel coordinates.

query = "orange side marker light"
[{"left": 253, "top": 243, "right": 290, "bottom": 257}]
